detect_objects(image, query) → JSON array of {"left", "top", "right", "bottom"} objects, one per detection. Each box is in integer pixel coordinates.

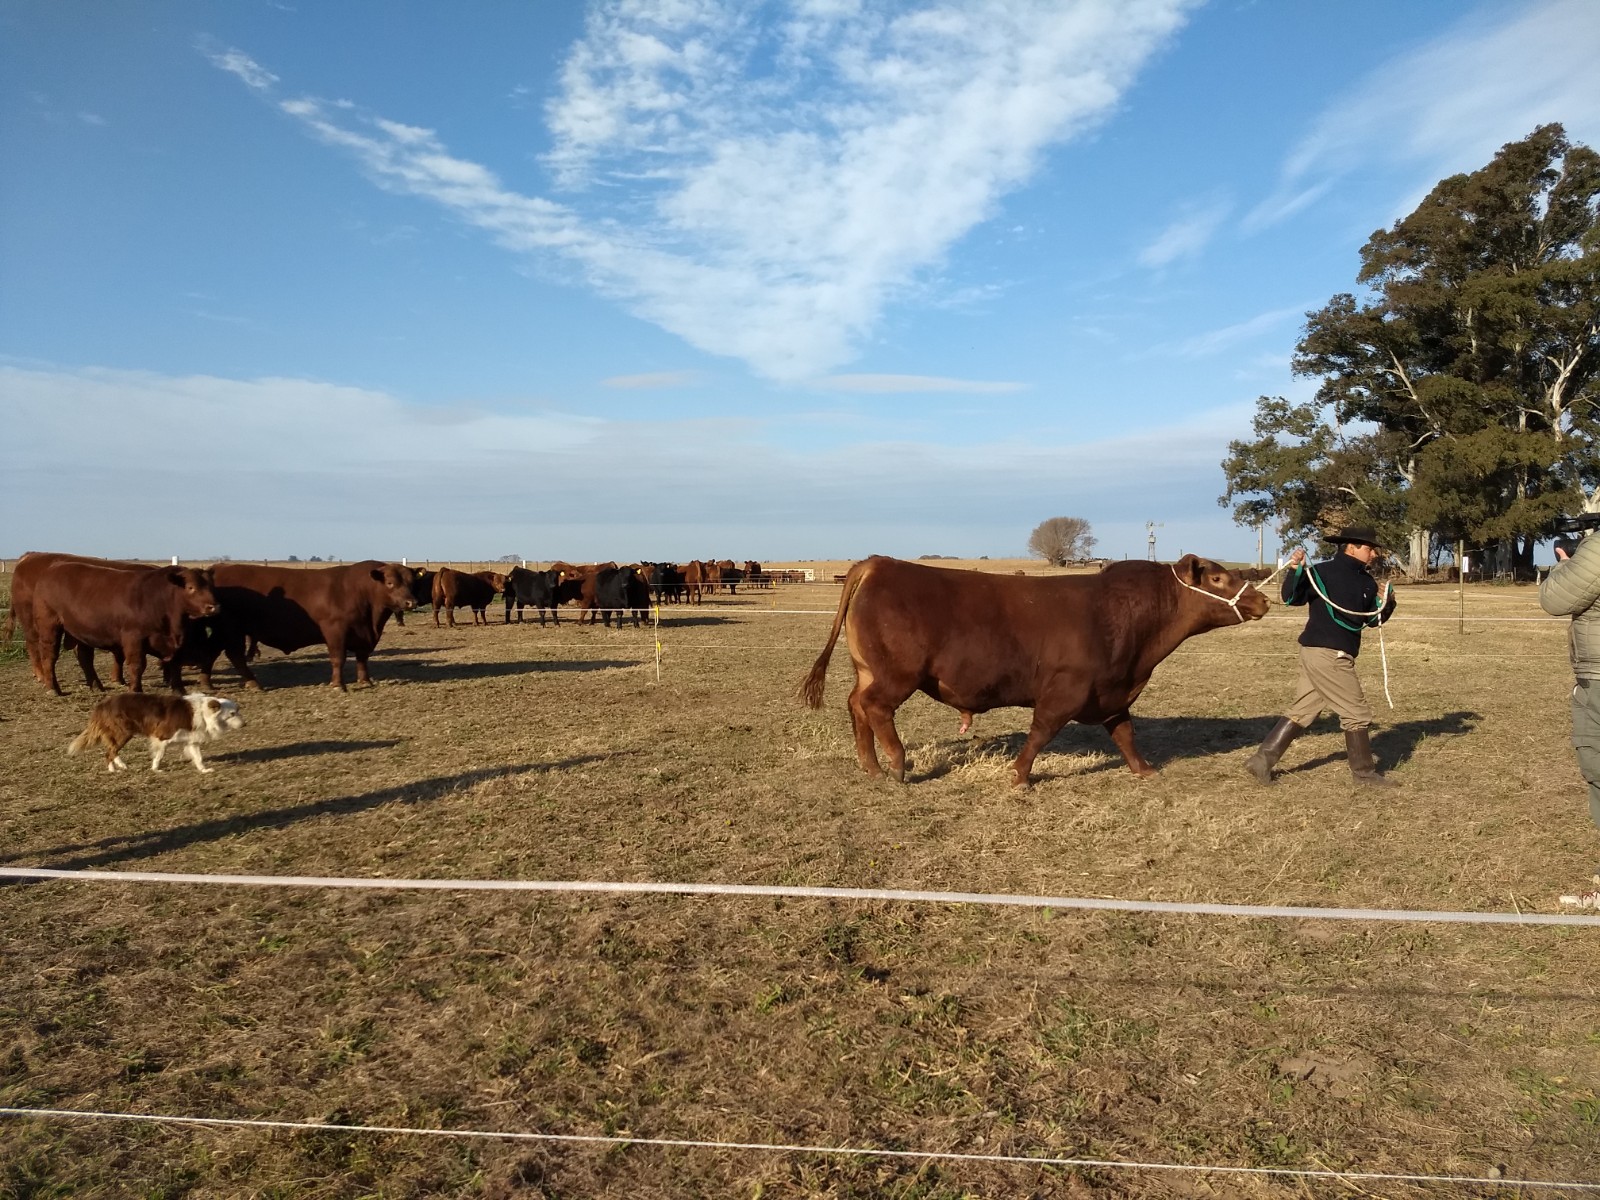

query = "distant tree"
[
  {"left": 498, "top": 554, "right": 521, "bottom": 563},
  {"left": 287, "top": 555, "right": 300, "bottom": 562},
  {"left": 1028, "top": 517, "right": 1096, "bottom": 566},
  {"left": 309, "top": 555, "right": 324, "bottom": 563}
]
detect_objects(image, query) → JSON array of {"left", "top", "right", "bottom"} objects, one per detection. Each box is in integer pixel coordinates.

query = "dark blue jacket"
[{"left": 1282, "top": 551, "right": 1396, "bottom": 657}]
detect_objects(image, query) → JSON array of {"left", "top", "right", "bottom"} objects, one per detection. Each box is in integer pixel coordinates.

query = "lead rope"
[{"left": 1301, "top": 565, "right": 1395, "bottom": 709}]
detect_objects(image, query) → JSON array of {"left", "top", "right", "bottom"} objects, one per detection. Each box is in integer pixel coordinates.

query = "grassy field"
[{"left": 2, "top": 561, "right": 1598, "bottom": 1198}]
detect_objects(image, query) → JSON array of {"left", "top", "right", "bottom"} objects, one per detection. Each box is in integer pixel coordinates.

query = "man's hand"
[
  {"left": 1557, "top": 546, "right": 1571, "bottom": 562},
  {"left": 1289, "top": 548, "right": 1306, "bottom": 567}
]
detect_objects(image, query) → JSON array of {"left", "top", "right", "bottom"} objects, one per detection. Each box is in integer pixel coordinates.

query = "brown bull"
[
  {"left": 184, "top": 561, "right": 419, "bottom": 690},
  {"left": 25, "top": 560, "right": 219, "bottom": 695},
  {"left": 801, "top": 555, "right": 1269, "bottom": 785}
]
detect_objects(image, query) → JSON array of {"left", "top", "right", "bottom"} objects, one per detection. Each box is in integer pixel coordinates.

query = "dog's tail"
[{"left": 66, "top": 710, "right": 111, "bottom": 757}]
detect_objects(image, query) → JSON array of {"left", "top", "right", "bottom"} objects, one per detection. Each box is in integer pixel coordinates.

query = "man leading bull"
[{"left": 1244, "top": 524, "right": 1398, "bottom": 788}]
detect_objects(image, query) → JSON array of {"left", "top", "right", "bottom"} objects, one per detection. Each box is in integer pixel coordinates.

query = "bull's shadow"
[
  {"left": 926, "top": 711, "right": 1479, "bottom": 782},
  {"left": 1, "top": 756, "right": 623, "bottom": 873}
]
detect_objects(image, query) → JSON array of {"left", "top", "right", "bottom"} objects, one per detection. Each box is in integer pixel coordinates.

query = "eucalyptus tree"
[{"left": 1222, "top": 124, "right": 1600, "bottom": 577}]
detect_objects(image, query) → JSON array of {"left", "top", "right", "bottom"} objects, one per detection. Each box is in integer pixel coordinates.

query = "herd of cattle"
[{"left": 2, "top": 553, "right": 767, "bottom": 695}]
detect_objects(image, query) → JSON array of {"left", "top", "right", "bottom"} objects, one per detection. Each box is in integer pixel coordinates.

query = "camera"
[{"left": 1553, "top": 513, "right": 1600, "bottom": 557}]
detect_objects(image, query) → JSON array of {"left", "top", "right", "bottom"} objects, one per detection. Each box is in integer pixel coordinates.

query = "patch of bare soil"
[{"left": 1, "top": 575, "right": 1597, "bottom": 1197}]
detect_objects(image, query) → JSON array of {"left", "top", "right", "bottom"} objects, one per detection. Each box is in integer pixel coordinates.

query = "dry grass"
[{"left": 2, "top": 565, "right": 1599, "bottom": 1198}]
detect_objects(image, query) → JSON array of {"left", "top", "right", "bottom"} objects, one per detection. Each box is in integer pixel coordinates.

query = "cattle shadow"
[
  {"left": 654, "top": 615, "right": 734, "bottom": 628},
  {"left": 210, "top": 738, "right": 403, "bottom": 764},
  {"left": 1, "top": 756, "right": 624, "bottom": 874},
  {"left": 921, "top": 711, "right": 1480, "bottom": 782},
  {"left": 197, "top": 655, "right": 641, "bottom": 689}
]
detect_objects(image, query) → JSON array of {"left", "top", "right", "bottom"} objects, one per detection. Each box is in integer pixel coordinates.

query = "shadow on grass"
[
  {"left": 211, "top": 739, "right": 403, "bottom": 764},
  {"left": 200, "top": 655, "right": 643, "bottom": 689},
  {"left": 2, "top": 757, "right": 623, "bottom": 873},
  {"left": 917, "top": 711, "right": 1480, "bottom": 782}
]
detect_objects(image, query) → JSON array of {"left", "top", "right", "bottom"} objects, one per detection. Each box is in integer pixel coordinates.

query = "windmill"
[{"left": 1145, "top": 521, "right": 1164, "bottom": 562}]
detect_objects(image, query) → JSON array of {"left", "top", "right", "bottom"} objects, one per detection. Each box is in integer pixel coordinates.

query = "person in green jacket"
[
  {"left": 1244, "top": 525, "right": 1397, "bottom": 787},
  {"left": 1538, "top": 528, "right": 1600, "bottom": 907}
]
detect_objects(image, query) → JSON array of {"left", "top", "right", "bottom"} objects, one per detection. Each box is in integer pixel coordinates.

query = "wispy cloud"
[
  {"left": 205, "top": 1, "right": 1198, "bottom": 381},
  {"left": 1166, "top": 305, "right": 1304, "bottom": 358},
  {"left": 1137, "top": 194, "right": 1230, "bottom": 268},
  {"left": 1247, "top": 0, "right": 1600, "bottom": 230},
  {"left": 601, "top": 370, "right": 702, "bottom": 388},
  {"left": 199, "top": 42, "right": 279, "bottom": 92},
  {"left": 811, "top": 374, "right": 1026, "bottom": 394}
]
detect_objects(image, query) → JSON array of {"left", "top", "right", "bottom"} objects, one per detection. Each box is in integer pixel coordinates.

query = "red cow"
[
  {"left": 801, "top": 555, "right": 1269, "bottom": 786},
  {"left": 25, "top": 561, "right": 219, "bottom": 695},
  {"left": 431, "top": 568, "right": 505, "bottom": 627}
]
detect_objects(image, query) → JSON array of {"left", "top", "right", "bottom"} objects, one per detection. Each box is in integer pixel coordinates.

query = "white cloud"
[
  {"left": 1247, "top": 0, "right": 1600, "bottom": 230},
  {"left": 199, "top": 43, "right": 280, "bottom": 92},
  {"left": 2, "top": 364, "right": 1251, "bottom": 560},
  {"left": 601, "top": 370, "right": 703, "bottom": 388},
  {"left": 1166, "top": 305, "right": 1304, "bottom": 358},
  {"left": 206, "top": 1, "right": 1198, "bottom": 380},
  {"left": 1137, "top": 195, "right": 1230, "bottom": 268},
  {"left": 810, "top": 373, "right": 1026, "bottom": 394}
]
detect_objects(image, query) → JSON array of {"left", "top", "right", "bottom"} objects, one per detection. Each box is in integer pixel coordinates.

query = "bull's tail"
[
  {"left": 67, "top": 710, "right": 111, "bottom": 757},
  {"left": 0, "top": 603, "right": 14, "bottom": 643},
  {"left": 800, "top": 558, "right": 872, "bottom": 708}
]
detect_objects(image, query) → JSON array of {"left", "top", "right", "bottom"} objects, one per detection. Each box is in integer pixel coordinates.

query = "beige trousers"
[{"left": 1285, "top": 645, "right": 1373, "bottom": 732}]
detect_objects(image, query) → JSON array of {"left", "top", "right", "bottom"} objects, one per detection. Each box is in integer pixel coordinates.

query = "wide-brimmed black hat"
[{"left": 1329, "top": 524, "right": 1383, "bottom": 549}]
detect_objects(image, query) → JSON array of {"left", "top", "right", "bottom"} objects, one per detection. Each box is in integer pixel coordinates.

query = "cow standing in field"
[
  {"left": 432, "top": 568, "right": 505, "bottom": 627},
  {"left": 23, "top": 561, "right": 220, "bottom": 695},
  {"left": 182, "top": 561, "right": 419, "bottom": 691},
  {"left": 5, "top": 551, "right": 176, "bottom": 691},
  {"left": 579, "top": 565, "right": 647, "bottom": 627},
  {"left": 801, "top": 555, "right": 1269, "bottom": 786},
  {"left": 502, "top": 567, "right": 565, "bottom": 625},
  {"left": 683, "top": 560, "right": 707, "bottom": 604}
]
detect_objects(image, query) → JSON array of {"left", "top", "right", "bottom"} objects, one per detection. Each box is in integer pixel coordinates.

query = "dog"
[{"left": 67, "top": 692, "right": 245, "bottom": 774}]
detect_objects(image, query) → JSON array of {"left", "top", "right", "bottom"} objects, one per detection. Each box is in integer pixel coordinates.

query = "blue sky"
[{"left": 4, "top": 0, "right": 1599, "bottom": 563}]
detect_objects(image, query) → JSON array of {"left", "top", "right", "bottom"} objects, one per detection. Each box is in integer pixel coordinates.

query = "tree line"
[{"left": 1219, "top": 125, "right": 1600, "bottom": 579}]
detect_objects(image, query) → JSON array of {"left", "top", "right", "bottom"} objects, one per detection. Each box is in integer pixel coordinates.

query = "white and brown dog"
[{"left": 67, "top": 692, "right": 245, "bottom": 774}]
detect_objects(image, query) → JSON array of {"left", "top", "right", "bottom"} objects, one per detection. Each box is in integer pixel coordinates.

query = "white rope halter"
[{"left": 1168, "top": 564, "right": 1273, "bottom": 624}]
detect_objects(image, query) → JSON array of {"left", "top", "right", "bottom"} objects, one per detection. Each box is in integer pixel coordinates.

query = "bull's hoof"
[{"left": 1131, "top": 765, "right": 1159, "bottom": 779}]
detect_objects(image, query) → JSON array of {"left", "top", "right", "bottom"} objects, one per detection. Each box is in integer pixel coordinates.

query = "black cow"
[
  {"left": 641, "top": 562, "right": 686, "bottom": 605},
  {"left": 587, "top": 565, "right": 646, "bottom": 628},
  {"left": 503, "top": 567, "right": 564, "bottom": 625}
]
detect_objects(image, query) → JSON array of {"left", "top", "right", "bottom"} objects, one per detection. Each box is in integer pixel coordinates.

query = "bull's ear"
[
  {"left": 371, "top": 568, "right": 386, "bottom": 583},
  {"left": 167, "top": 569, "right": 186, "bottom": 585},
  {"left": 207, "top": 698, "right": 221, "bottom": 711},
  {"left": 1174, "top": 553, "right": 1202, "bottom": 583}
]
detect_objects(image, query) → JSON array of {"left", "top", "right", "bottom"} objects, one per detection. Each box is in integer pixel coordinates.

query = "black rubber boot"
[
  {"left": 1345, "top": 728, "right": 1398, "bottom": 788},
  {"left": 1244, "top": 718, "right": 1302, "bottom": 785}
]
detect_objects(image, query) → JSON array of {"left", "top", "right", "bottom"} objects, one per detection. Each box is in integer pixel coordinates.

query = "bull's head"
[
  {"left": 170, "top": 567, "right": 220, "bottom": 618},
  {"left": 1173, "top": 555, "right": 1270, "bottom": 623},
  {"left": 375, "top": 563, "right": 420, "bottom": 613}
]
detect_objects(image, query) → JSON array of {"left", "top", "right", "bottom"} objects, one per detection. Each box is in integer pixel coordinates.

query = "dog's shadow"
[{"left": 211, "top": 738, "right": 402, "bottom": 765}]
